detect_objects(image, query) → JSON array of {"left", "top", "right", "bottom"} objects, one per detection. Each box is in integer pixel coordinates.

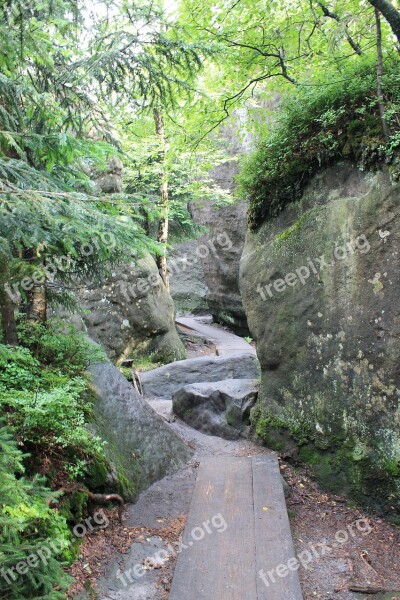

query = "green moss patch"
[{"left": 252, "top": 402, "right": 400, "bottom": 515}]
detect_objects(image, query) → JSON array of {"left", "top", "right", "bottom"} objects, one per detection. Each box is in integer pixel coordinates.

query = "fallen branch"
[
  {"left": 86, "top": 491, "right": 124, "bottom": 524},
  {"left": 131, "top": 369, "right": 143, "bottom": 395}
]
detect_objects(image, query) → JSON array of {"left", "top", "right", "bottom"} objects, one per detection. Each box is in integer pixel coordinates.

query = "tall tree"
[
  {"left": 0, "top": 0, "right": 160, "bottom": 338},
  {"left": 80, "top": 1, "right": 205, "bottom": 286},
  {"left": 176, "top": 0, "right": 390, "bottom": 134},
  {"left": 375, "top": 8, "right": 391, "bottom": 139},
  {"left": 153, "top": 107, "right": 170, "bottom": 288}
]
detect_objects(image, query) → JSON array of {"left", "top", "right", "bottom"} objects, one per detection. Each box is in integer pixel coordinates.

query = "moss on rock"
[
  {"left": 240, "top": 161, "right": 400, "bottom": 517},
  {"left": 240, "top": 58, "right": 400, "bottom": 231}
]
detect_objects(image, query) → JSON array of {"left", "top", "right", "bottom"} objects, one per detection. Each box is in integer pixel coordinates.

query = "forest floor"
[{"left": 67, "top": 319, "right": 400, "bottom": 600}]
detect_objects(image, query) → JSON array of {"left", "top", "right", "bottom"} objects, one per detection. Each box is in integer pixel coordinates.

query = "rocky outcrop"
[
  {"left": 173, "top": 379, "right": 258, "bottom": 439},
  {"left": 169, "top": 118, "right": 252, "bottom": 333},
  {"left": 79, "top": 255, "right": 186, "bottom": 364},
  {"left": 169, "top": 239, "right": 208, "bottom": 314},
  {"left": 141, "top": 353, "right": 260, "bottom": 400},
  {"left": 89, "top": 361, "right": 192, "bottom": 500},
  {"left": 92, "top": 155, "right": 123, "bottom": 194},
  {"left": 240, "top": 163, "right": 400, "bottom": 514},
  {"left": 189, "top": 200, "right": 249, "bottom": 334}
]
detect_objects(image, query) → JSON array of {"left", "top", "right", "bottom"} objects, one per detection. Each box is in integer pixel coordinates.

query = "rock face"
[
  {"left": 169, "top": 239, "right": 208, "bottom": 314},
  {"left": 169, "top": 118, "right": 251, "bottom": 333},
  {"left": 173, "top": 379, "right": 258, "bottom": 439},
  {"left": 240, "top": 162, "right": 400, "bottom": 513},
  {"left": 92, "top": 155, "right": 123, "bottom": 194},
  {"left": 89, "top": 361, "right": 192, "bottom": 500},
  {"left": 141, "top": 353, "right": 260, "bottom": 400},
  {"left": 79, "top": 255, "right": 186, "bottom": 364},
  {"left": 189, "top": 200, "right": 249, "bottom": 334}
]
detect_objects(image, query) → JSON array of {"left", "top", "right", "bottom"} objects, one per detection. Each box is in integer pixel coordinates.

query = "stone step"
[
  {"left": 141, "top": 354, "right": 260, "bottom": 400},
  {"left": 169, "top": 455, "right": 303, "bottom": 600}
]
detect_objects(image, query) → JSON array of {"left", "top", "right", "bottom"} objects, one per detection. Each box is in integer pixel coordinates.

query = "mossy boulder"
[
  {"left": 89, "top": 360, "right": 192, "bottom": 501},
  {"left": 240, "top": 163, "right": 400, "bottom": 515}
]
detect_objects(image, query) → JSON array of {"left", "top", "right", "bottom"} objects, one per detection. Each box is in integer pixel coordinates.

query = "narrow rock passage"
[
  {"left": 76, "top": 320, "right": 399, "bottom": 600},
  {"left": 94, "top": 320, "right": 269, "bottom": 600}
]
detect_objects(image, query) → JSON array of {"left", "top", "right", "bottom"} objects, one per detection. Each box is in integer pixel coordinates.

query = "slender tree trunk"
[
  {"left": 0, "top": 290, "right": 18, "bottom": 345},
  {"left": 368, "top": 0, "right": 400, "bottom": 44},
  {"left": 153, "top": 107, "right": 170, "bottom": 291},
  {"left": 21, "top": 248, "right": 47, "bottom": 323},
  {"left": 375, "top": 8, "right": 390, "bottom": 140},
  {"left": 28, "top": 285, "right": 47, "bottom": 323}
]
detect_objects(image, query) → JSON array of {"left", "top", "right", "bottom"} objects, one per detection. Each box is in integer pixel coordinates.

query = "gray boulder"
[
  {"left": 169, "top": 118, "right": 255, "bottom": 332},
  {"left": 93, "top": 155, "right": 123, "bottom": 194},
  {"left": 90, "top": 361, "right": 192, "bottom": 500},
  {"left": 78, "top": 255, "right": 186, "bottom": 364},
  {"left": 173, "top": 379, "right": 259, "bottom": 439},
  {"left": 141, "top": 353, "right": 260, "bottom": 400},
  {"left": 190, "top": 200, "right": 249, "bottom": 334},
  {"left": 169, "top": 239, "right": 209, "bottom": 314}
]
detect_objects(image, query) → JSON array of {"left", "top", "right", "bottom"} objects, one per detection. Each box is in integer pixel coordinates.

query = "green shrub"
[
  {"left": 16, "top": 319, "right": 104, "bottom": 375},
  {"left": 0, "top": 345, "right": 40, "bottom": 391},
  {"left": 0, "top": 321, "right": 118, "bottom": 597},
  {"left": 0, "top": 380, "right": 104, "bottom": 458},
  {"left": 0, "top": 321, "right": 106, "bottom": 479},
  {"left": 0, "top": 426, "right": 73, "bottom": 599},
  {"left": 239, "top": 55, "right": 400, "bottom": 230}
]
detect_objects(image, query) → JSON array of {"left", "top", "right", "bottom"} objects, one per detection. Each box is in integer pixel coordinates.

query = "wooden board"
[
  {"left": 169, "top": 455, "right": 303, "bottom": 600},
  {"left": 253, "top": 455, "right": 304, "bottom": 600}
]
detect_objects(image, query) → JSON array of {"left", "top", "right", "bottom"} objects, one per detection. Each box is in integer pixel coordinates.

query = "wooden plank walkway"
[
  {"left": 175, "top": 316, "right": 256, "bottom": 357},
  {"left": 169, "top": 455, "right": 303, "bottom": 600}
]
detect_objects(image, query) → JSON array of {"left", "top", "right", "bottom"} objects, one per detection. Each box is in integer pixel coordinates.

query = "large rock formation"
[
  {"left": 91, "top": 155, "right": 123, "bottom": 194},
  {"left": 189, "top": 200, "right": 249, "bottom": 334},
  {"left": 75, "top": 158, "right": 185, "bottom": 365},
  {"left": 240, "top": 162, "right": 400, "bottom": 514},
  {"left": 79, "top": 255, "right": 186, "bottom": 364},
  {"left": 170, "top": 117, "right": 252, "bottom": 333},
  {"left": 169, "top": 239, "right": 208, "bottom": 314},
  {"left": 89, "top": 361, "right": 192, "bottom": 500}
]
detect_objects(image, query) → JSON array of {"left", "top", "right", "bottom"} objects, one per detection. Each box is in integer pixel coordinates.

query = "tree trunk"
[
  {"left": 0, "top": 290, "right": 18, "bottom": 346},
  {"left": 27, "top": 285, "right": 47, "bottom": 323},
  {"left": 21, "top": 248, "right": 47, "bottom": 323},
  {"left": 368, "top": 0, "right": 400, "bottom": 44},
  {"left": 153, "top": 107, "right": 170, "bottom": 291},
  {"left": 375, "top": 8, "right": 390, "bottom": 139}
]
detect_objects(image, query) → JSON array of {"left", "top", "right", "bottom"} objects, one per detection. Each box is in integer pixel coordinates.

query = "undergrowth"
[
  {"left": 239, "top": 55, "right": 400, "bottom": 230},
  {"left": 0, "top": 319, "right": 109, "bottom": 599}
]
